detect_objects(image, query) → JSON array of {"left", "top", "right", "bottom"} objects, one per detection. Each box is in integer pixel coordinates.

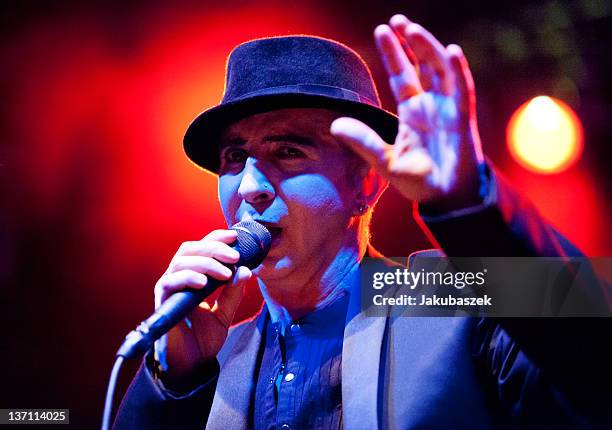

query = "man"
[{"left": 114, "top": 14, "right": 609, "bottom": 429}]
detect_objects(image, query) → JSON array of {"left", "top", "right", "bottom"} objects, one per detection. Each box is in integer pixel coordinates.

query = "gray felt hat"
[{"left": 183, "top": 35, "right": 398, "bottom": 173}]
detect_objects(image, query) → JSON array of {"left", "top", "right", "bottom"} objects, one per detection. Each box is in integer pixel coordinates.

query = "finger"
[
  {"left": 154, "top": 269, "right": 208, "bottom": 308},
  {"left": 447, "top": 44, "right": 474, "bottom": 118},
  {"left": 330, "top": 117, "right": 391, "bottom": 170},
  {"left": 387, "top": 14, "right": 418, "bottom": 65},
  {"left": 169, "top": 256, "right": 233, "bottom": 280},
  {"left": 447, "top": 44, "right": 484, "bottom": 164},
  {"left": 177, "top": 240, "right": 240, "bottom": 264},
  {"left": 374, "top": 24, "right": 421, "bottom": 102},
  {"left": 393, "top": 19, "right": 453, "bottom": 95},
  {"left": 210, "top": 266, "right": 251, "bottom": 327},
  {"left": 202, "top": 229, "right": 238, "bottom": 243}
]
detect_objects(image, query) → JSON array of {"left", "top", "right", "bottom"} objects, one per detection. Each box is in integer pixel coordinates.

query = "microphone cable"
[{"left": 100, "top": 220, "right": 270, "bottom": 430}]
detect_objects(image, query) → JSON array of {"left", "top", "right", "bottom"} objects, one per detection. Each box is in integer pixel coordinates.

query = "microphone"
[{"left": 116, "top": 220, "right": 271, "bottom": 359}]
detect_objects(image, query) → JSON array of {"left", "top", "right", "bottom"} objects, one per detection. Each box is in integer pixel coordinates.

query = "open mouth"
[
  {"left": 266, "top": 226, "right": 282, "bottom": 247},
  {"left": 255, "top": 222, "right": 282, "bottom": 248}
]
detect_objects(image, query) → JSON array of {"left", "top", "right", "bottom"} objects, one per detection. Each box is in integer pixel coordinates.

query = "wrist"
[
  {"left": 149, "top": 350, "right": 219, "bottom": 394},
  {"left": 420, "top": 162, "right": 489, "bottom": 215}
]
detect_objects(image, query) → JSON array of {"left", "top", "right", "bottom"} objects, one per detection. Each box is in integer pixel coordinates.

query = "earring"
[{"left": 357, "top": 203, "right": 369, "bottom": 215}]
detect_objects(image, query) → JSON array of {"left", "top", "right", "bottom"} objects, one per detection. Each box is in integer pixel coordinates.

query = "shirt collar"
[{"left": 267, "top": 290, "right": 350, "bottom": 336}]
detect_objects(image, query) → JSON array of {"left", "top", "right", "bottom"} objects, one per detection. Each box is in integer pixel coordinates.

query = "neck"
[{"left": 259, "top": 239, "right": 365, "bottom": 326}]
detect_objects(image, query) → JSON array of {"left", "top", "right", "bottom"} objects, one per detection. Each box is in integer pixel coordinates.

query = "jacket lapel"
[
  {"left": 205, "top": 310, "right": 266, "bottom": 430},
  {"left": 206, "top": 245, "right": 407, "bottom": 430},
  {"left": 342, "top": 303, "right": 387, "bottom": 429},
  {"left": 341, "top": 245, "right": 392, "bottom": 430}
]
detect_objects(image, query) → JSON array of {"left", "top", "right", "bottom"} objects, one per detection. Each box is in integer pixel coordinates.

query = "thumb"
[
  {"left": 330, "top": 117, "right": 390, "bottom": 169},
  {"left": 211, "top": 266, "right": 251, "bottom": 327}
]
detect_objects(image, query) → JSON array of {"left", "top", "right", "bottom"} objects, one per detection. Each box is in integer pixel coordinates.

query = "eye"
[
  {"left": 276, "top": 146, "right": 305, "bottom": 159},
  {"left": 223, "top": 148, "right": 248, "bottom": 164}
]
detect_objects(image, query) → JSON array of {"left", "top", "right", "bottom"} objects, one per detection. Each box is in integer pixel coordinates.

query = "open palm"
[{"left": 332, "top": 14, "right": 485, "bottom": 209}]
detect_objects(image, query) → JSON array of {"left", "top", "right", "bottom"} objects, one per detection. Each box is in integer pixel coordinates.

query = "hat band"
[{"left": 228, "top": 84, "right": 380, "bottom": 107}]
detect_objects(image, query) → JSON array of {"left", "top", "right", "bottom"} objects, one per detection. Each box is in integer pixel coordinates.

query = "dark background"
[{"left": 1, "top": 0, "right": 611, "bottom": 427}]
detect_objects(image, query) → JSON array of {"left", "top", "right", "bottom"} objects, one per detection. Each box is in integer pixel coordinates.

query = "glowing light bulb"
[{"left": 507, "top": 96, "right": 583, "bottom": 174}]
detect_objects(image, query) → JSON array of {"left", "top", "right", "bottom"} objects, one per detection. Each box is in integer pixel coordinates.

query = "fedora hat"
[{"left": 183, "top": 35, "right": 398, "bottom": 173}]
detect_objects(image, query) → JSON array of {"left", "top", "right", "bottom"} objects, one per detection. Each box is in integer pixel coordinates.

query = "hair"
[
  {"left": 359, "top": 207, "right": 374, "bottom": 241},
  {"left": 341, "top": 146, "right": 379, "bottom": 252}
]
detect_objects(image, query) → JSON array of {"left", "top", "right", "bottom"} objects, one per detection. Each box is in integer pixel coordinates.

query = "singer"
[{"left": 113, "top": 14, "right": 610, "bottom": 429}]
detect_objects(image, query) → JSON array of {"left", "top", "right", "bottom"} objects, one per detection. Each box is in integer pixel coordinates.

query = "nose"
[{"left": 237, "top": 158, "right": 275, "bottom": 206}]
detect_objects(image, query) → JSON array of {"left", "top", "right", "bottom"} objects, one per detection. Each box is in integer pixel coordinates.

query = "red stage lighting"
[{"left": 507, "top": 96, "right": 583, "bottom": 174}]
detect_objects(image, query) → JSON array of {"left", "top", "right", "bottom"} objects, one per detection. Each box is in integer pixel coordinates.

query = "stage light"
[{"left": 507, "top": 96, "right": 583, "bottom": 174}]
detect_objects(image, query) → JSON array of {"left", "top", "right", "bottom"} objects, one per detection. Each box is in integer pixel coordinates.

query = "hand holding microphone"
[{"left": 116, "top": 221, "right": 270, "bottom": 386}]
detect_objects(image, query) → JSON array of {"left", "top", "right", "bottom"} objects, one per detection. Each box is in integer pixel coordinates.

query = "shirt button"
[
  {"left": 290, "top": 323, "right": 300, "bottom": 334},
  {"left": 284, "top": 372, "right": 295, "bottom": 382},
  {"left": 280, "top": 425, "right": 291, "bottom": 430}
]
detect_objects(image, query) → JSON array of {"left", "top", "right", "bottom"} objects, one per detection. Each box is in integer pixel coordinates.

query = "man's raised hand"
[{"left": 331, "top": 14, "right": 485, "bottom": 210}]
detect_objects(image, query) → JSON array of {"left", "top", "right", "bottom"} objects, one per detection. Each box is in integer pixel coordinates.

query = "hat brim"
[{"left": 183, "top": 93, "right": 398, "bottom": 174}]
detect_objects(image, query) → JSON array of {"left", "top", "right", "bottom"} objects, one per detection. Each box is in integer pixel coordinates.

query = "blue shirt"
[{"left": 253, "top": 292, "right": 349, "bottom": 430}]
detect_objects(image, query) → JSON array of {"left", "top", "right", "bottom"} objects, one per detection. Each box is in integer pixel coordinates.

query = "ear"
[{"left": 356, "top": 166, "right": 389, "bottom": 209}]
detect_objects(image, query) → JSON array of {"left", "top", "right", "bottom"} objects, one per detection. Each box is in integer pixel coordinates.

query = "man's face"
[{"left": 218, "top": 108, "right": 362, "bottom": 282}]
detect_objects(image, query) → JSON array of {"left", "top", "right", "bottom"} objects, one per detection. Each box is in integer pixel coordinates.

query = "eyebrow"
[
  {"left": 266, "top": 134, "right": 316, "bottom": 147},
  {"left": 219, "top": 134, "right": 316, "bottom": 149}
]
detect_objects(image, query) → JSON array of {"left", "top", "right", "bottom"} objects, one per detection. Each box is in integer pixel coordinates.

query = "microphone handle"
[{"left": 116, "top": 265, "right": 234, "bottom": 359}]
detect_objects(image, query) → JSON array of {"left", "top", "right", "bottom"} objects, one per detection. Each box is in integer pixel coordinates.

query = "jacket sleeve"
[
  {"left": 416, "top": 164, "right": 612, "bottom": 422},
  {"left": 112, "top": 350, "right": 219, "bottom": 430},
  {"left": 415, "top": 163, "right": 576, "bottom": 258}
]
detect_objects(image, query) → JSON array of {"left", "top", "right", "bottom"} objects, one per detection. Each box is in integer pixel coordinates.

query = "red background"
[{"left": 1, "top": 0, "right": 610, "bottom": 426}]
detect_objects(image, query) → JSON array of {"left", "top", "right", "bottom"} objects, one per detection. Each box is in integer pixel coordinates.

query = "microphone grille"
[{"left": 231, "top": 220, "right": 272, "bottom": 269}]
